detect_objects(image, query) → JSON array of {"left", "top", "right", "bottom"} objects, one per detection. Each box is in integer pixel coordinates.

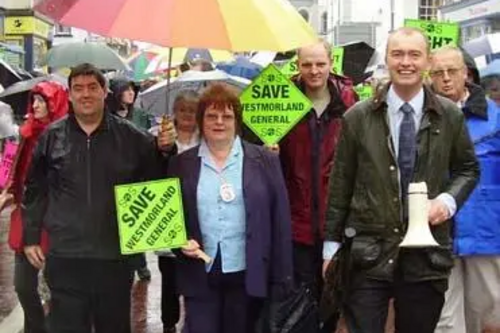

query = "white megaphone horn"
[{"left": 399, "top": 182, "right": 440, "bottom": 248}]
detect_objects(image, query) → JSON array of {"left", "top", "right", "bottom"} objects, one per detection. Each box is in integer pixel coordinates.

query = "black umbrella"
[
  {"left": 0, "top": 74, "right": 67, "bottom": 99},
  {"left": 0, "top": 59, "right": 23, "bottom": 89},
  {"left": 339, "top": 41, "right": 375, "bottom": 85}
]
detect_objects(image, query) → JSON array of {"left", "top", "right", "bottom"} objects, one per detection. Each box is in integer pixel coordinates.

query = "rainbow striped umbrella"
[{"left": 35, "top": 0, "right": 317, "bottom": 52}]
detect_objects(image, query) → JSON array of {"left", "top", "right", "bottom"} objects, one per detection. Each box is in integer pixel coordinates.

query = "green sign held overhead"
[
  {"left": 354, "top": 84, "right": 374, "bottom": 101},
  {"left": 240, "top": 64, "right": 312, "bottom": 146},
  {"left": 404, "top": 19, "right": 459, "bottom": 50},
  {"left": 115, "top": 178, "right": 187, "bottom": 254},
  {"left": 280, "top": 47, "right": 344, "bottom": 76}
]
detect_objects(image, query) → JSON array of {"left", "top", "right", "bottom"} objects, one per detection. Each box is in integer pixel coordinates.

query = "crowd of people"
[{"left": 0, "top": 26, "right": 498, "bottom": 333}]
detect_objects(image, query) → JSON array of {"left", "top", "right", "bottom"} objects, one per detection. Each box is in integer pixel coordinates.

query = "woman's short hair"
[
  {"left": 173, "top": 90, "right": 200, "bottom": 113},
  {"left": 197, "top": 83, "right": 242, "bottom": 136}
]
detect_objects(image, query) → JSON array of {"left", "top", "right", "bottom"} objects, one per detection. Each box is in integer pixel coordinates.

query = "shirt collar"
[
  {"left": 198, "top": 136, "right": 242, "bottom": 159},
  {"left": 456, "top": 88, "right": 470, "bottom": 108},
  {"left": 387, "top": 85, "right": 424, "bottom": 116}
]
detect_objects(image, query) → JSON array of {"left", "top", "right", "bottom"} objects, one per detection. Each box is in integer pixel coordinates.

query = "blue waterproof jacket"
[{"left": 455, "top": 85, "right": 500, "bottom": 256}]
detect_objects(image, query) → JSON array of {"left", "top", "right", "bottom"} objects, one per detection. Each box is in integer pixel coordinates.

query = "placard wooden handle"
[{"left": 195, "top": 249, "right": 212, "bottom": 264}]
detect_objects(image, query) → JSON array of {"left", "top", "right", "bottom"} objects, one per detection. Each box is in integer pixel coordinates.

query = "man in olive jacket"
[{"left": 322, "top": 28, "right": 479, "bottom": 333}]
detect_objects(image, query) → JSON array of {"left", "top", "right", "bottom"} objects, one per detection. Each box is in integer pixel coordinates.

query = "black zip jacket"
[{"left": 22, "top": 112, "right": 168, "bottom": 259}]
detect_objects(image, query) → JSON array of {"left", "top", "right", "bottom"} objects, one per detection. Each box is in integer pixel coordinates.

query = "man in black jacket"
[{"left": 22, "top": 63, "right": 176, "bottom": 333}]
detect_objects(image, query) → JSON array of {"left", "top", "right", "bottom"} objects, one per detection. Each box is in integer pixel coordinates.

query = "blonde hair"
[
  {"left": 430, "top": 46, "right": 465, "bottom": 66},
  {"left": 297, "top": 39, "right": 332, "bottom": 60},
  {"left": 386, "top": 27, "right": 430, "bottom": 56}
]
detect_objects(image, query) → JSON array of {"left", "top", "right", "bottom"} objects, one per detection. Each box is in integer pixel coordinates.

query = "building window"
[
  {"left": 419, "top": 0, "right": 443, "bottom": 20},
  {"left": 299, "top": 9, "right": 309, "bottom": 22},
  {"left": 321, "top": 12, "right": 328, "bottom": 34},
  {"left": 462, "top": 24, "right": 487, "bottom": 42},
  {"left": 55, "top": 24, "right": 71, "bottom": 36}
]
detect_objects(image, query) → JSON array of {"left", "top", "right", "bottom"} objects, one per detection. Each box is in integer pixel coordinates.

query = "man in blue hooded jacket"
[{"left": 431, "top": 46, "right": 500, "bottom": 333}]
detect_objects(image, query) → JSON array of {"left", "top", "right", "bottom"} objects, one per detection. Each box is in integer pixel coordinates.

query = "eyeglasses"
[
  {"left": 204, "top": 113, "right": 235, "bottom": 122},
  {"left": 429, "top": 67, "right": 464, "bottom": 78}
]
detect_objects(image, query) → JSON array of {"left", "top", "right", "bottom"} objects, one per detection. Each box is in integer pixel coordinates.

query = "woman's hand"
[
  {"left": 0, "top": 188, "right": 14, "bottom": 212},
  {"left": 264, "top": 144, "right": 280, "bottom": 154},
  {"left": 181, "top": 239, "right": 201, "bottom": 258},
  {"left": 181, "top": 239, "right": 212, "bottom": 263}
]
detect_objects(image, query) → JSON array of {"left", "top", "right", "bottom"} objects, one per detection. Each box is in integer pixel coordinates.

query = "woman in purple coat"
[{"left": 168, "top": 83, "right": 293, "bottom": 333}]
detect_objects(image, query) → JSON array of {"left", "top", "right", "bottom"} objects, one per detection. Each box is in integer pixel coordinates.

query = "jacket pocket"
[
  {"left": 350, "top": 236, "right": 383, "bottom": 270},
  {"left": 425, "top": 247, "right": 454, "bottom": 272}
]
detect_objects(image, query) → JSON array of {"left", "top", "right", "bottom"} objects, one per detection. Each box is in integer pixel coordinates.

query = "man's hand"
[
  {"left": 24, "top": 245, "right": 45, "bottom": 269},
  {"left": 157, "top": 116, "right": 176, "bottom": 152},
  {"left": 428, "top": 199, "right": 450, "bottom": 226},
  {"left": 322, "top": 259, "right": 334, "bottom": 279},
  {"left": 264, "top": 144, "right": 280, "bottom": 154}
]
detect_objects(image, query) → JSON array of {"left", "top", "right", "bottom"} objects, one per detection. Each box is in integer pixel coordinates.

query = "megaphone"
[{"left": 399, "top": 182, "right": 440, "bottom": 248}]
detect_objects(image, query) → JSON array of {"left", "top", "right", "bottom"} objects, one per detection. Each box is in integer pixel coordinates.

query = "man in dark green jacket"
[{"left": 322, "top": 27, "right": 479, "bottom": 333}]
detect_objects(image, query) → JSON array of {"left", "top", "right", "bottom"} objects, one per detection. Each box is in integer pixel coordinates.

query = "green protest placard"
[
  {"left": 115, "top": 178, "right": 187, "bottom": 254},
  {"left": 240, "top": 64, "right": 312, "bottom": 145},
  {"left": 404, "top": 19, "right": 459, "bottom": 50},
  {"left": 354, "top": 84, "right": 374, "bottom": 101},
  {"left": 280, "top": 47, "right": 344, "bottom": 76}
]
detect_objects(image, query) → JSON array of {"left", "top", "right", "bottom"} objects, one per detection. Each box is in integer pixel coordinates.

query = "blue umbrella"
[
  {"left": 480, "top": 59, "right": 500, "bottom": 78},
  {"left": 217, "top": 56, "right": 263, "bottom": 80}
]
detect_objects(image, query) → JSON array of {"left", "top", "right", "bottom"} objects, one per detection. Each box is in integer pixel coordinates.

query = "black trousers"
[
  {"left": 344, "top": 276, "right": 446, "bottom": 333},
  {"left": 183, "top": 251, "right": 263, "bottom": 333},
  {"left": 14, "top": 254, "right": 47, "bottom": 333},
  {"left": 44, "top": 257, "right": 134, "bottom": 333},
  {"left": 292, "top": 242, "right": 323, "bottom": 300},
  {"left": 158, "top": 256, "right": 180, "bottom": 329}
]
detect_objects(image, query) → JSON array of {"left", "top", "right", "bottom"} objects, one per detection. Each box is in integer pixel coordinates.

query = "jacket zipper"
[
  {"left": 310, "top": 116, "right": 322, "bottom": 244},
  {"left": 87, "top": 137, "right": 91, "bottom": 206}
]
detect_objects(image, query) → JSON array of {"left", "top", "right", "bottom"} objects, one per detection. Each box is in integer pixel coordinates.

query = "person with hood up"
[
  {"left": 8, "top": 81, "right": 69, "bottom": 333},
  {"left": 107, "top": 78, "right": 151, "bottom": 131},
  {"left": 106, "top": 78, "right": 153, "bottom": 281}
]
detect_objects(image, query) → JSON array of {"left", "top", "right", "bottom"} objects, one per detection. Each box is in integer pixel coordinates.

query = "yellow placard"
[
  {"left": 240, "top": 64, "right": 313, "bottom": 145},
  {"left": 115, "top": 178, "right": 187, "bottom": 254},
  {"left": 4, "top": 17, "right": 51, "bottom": 39}
]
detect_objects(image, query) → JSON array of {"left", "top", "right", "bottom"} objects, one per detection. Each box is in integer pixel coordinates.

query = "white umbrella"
[
  {"left": 0, "top": 101, "right": 19, "bottom": 139},
  {"left": 249, "top": 51, "right": 277, "bottom": 67},
  {"left": 462, "top": 33, "right": 500, "bottom": 58},
  {"left": 139, "top": 70, "right": 250, "bottom": 116}
]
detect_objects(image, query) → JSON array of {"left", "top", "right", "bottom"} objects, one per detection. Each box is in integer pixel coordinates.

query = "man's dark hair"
[
  {"left": 179, "top": 62, "right": 190, "bottom": 73},
  {"left": 68, "top": 63, "right": 106, "bottom": 89}
]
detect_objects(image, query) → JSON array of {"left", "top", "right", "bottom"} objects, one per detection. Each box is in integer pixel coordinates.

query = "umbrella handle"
[{"left": 165, "top": 47, "right": 174, "bottom": 116}]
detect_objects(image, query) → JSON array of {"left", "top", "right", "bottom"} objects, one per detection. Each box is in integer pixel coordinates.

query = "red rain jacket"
[{"left": 8, "top": 81, "right": 69, "bottom": 253}]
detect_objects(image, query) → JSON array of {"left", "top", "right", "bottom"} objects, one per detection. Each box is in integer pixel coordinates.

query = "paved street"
[
  {"left": 131, "top": 255, "right": 185, "bottom": 333},
  {"left": 0, "top": 210, "right": 17, "bottom": 324}
]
